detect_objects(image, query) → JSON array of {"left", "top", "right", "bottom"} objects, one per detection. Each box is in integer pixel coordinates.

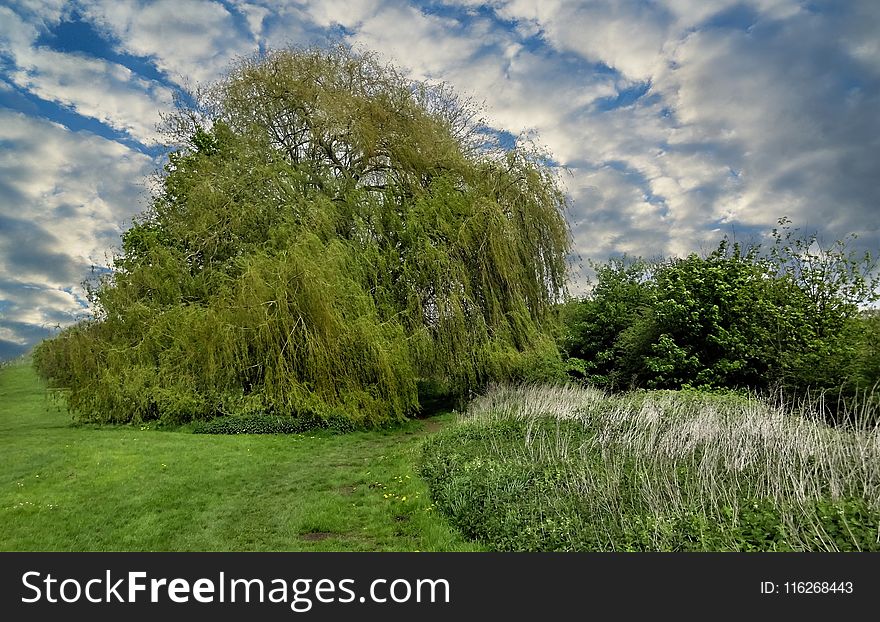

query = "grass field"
[{"left": 0, "top": 361, "right": 481, "bottom": 551}]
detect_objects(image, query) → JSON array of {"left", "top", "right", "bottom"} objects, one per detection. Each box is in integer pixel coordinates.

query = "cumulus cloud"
[
  {"left": 300, "top": 0, "right": 384, "bottom": 30},
  {"left": 4, "top": 0, "right": 70, "bottom": 25},
  {"left": 348, "top": 3, "right": 488, "bottom": 80},
  {"left": 650, "top": 6, "right": 880, "bottom": 238},
  {"left": 0, "top": 4, "right": 175, "bottom": 143},
  {"left": 340, "top": 1, "right": 620, "bottom": 159},
  {"left": 443, "top": 0, "right": 880, "bottom": 264},
  {"left": 0, "top": 281, "right": 86, "bottom": 330},
  {"left": 7, "top": 48, "right": 175, "bottom": 143},
  {"left": 0, "top": 110, "right": 154, "bottom": 348},
  {"left": 79, "top": 0, "right": 257, "bottom": 85},
  {"left": 513, "top": 1, "right": 673, "bottom": 82}
]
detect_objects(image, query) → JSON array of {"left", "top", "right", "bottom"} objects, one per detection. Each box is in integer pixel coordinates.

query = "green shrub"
[
  {"left": 561, "top": 221, "right": 880, "bottom": 407},
  {"left": 193, "top": 410, "right": 357, "bottom": 435}
]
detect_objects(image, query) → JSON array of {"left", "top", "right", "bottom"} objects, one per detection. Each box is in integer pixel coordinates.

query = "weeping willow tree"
[{"left": 33, "top": 46, "right": 571, "bottom": 426}]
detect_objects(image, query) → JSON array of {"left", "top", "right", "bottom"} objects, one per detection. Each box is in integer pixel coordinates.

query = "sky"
[{"left": 0, "top": 0, "right": 878, "bottom": 360}]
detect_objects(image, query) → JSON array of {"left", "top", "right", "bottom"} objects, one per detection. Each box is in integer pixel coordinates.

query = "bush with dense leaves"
[
  {"left": 561, "top": 224, "right": 879, "bottom": 409},
  {"left": 192, "top": 411, "right": 356, "bottom": 434}
]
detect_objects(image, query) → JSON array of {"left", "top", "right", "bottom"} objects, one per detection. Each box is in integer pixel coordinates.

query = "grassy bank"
[
  {"left": 421, "top": 384, "right": 880, "bottom": 551},
  {"left": 0, "top": 361, "right": 480, "bottom": 551}
]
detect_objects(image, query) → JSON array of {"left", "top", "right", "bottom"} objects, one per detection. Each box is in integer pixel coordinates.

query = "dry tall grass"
[{"left": 459, "top": 384, "right": 880, "bottom": 550}]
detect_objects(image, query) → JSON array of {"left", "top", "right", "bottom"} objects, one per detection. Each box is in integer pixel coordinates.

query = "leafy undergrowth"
[
  {"left": 0, "top": 362, "right": 481, "bottom": 551},
  {"left": 420, "top": 384, "right": 880, "bottom": 551},
  {"left": 192, "top": 412, "right": 357, "bottom": 435}
]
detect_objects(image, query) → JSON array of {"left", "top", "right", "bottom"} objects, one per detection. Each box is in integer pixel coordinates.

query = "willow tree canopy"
[{"left": 34, "top": 46, "right": 572, "bottom": 425}]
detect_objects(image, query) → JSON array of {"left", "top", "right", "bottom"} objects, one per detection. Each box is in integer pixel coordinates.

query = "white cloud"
[
  {"left": 230, "top": 2, "right": 272, "bottom": 40},
  {"left": 0, "top": 109, "right": 155, "bottom": 347},
  {"left": 0, "top": 325, "right": 29, "bottom": 346},
  {"left": 251, "top": 0, "right": 394, "bottom": 54},
  {"left": 0, "top": 6, "right": 40, "bottom": 52},
  {"left": 0, "top": 109, "right": 154, "bottom": 289},
  {"left": 339, "top": 1, "right": 619, "bottom": 160},
  {"left": 450, "top": 0, "right": 880, "bottom": 265},
  {"left": 4, "top": 0, "right": 70, "bottom": 25},
  {"left": 301, "top": 0, "right": 384, "bottom": 30},
  {"left": 0, "top": 283, "right": 85, "bottom": 332},
  {"left": 9, "top": 48, "right": 175, "bottom": 143},
  {"left": 79, "top": 0, "right": 257, "bottom": 84},
  {"left": 536, "top": 1, "right": 672, "bottom": 82},
  {"left": 1, "top": 5, "right": 175, "bottom": 143},
  {"left": 348, "top": 3, "right": 485, "bottom": 80},
  {"left": 654, "top": 12, "right": 879, "bottom": 236}
]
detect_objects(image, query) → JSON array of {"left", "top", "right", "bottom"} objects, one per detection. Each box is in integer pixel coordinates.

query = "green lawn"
[{"left": 0, "top": 361, "right": 481, "bottom": 551}]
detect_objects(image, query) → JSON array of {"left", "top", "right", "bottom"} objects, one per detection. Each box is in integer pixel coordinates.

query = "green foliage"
[
  {"left": 559, "top": 257, "right": 654, "bottom": 388},
  {"left": 420, "top": 419, "right": 611, "bottom": 551},
  {"left": 33, "top": 46, "right": 570, "bottom": 426},
  {"left": 192, "top": 411, "right": 356, "bottom": 434},
  {"left": 643, "top": 241, "right": 792, "bottom": 390},
  {"left": 769, "top": 217, "right": 879, "bottom": 325},
  {"left": 562, "top": 221, "right": 879, "bottom": 406},
  {"left": 850, "top": 312, "right": 880, "bottom": 391}
]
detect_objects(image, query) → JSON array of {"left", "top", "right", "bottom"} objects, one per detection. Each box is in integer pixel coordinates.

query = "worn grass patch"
[{"left": 0, "top": 361, "right": 480, "bottom": 552}]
